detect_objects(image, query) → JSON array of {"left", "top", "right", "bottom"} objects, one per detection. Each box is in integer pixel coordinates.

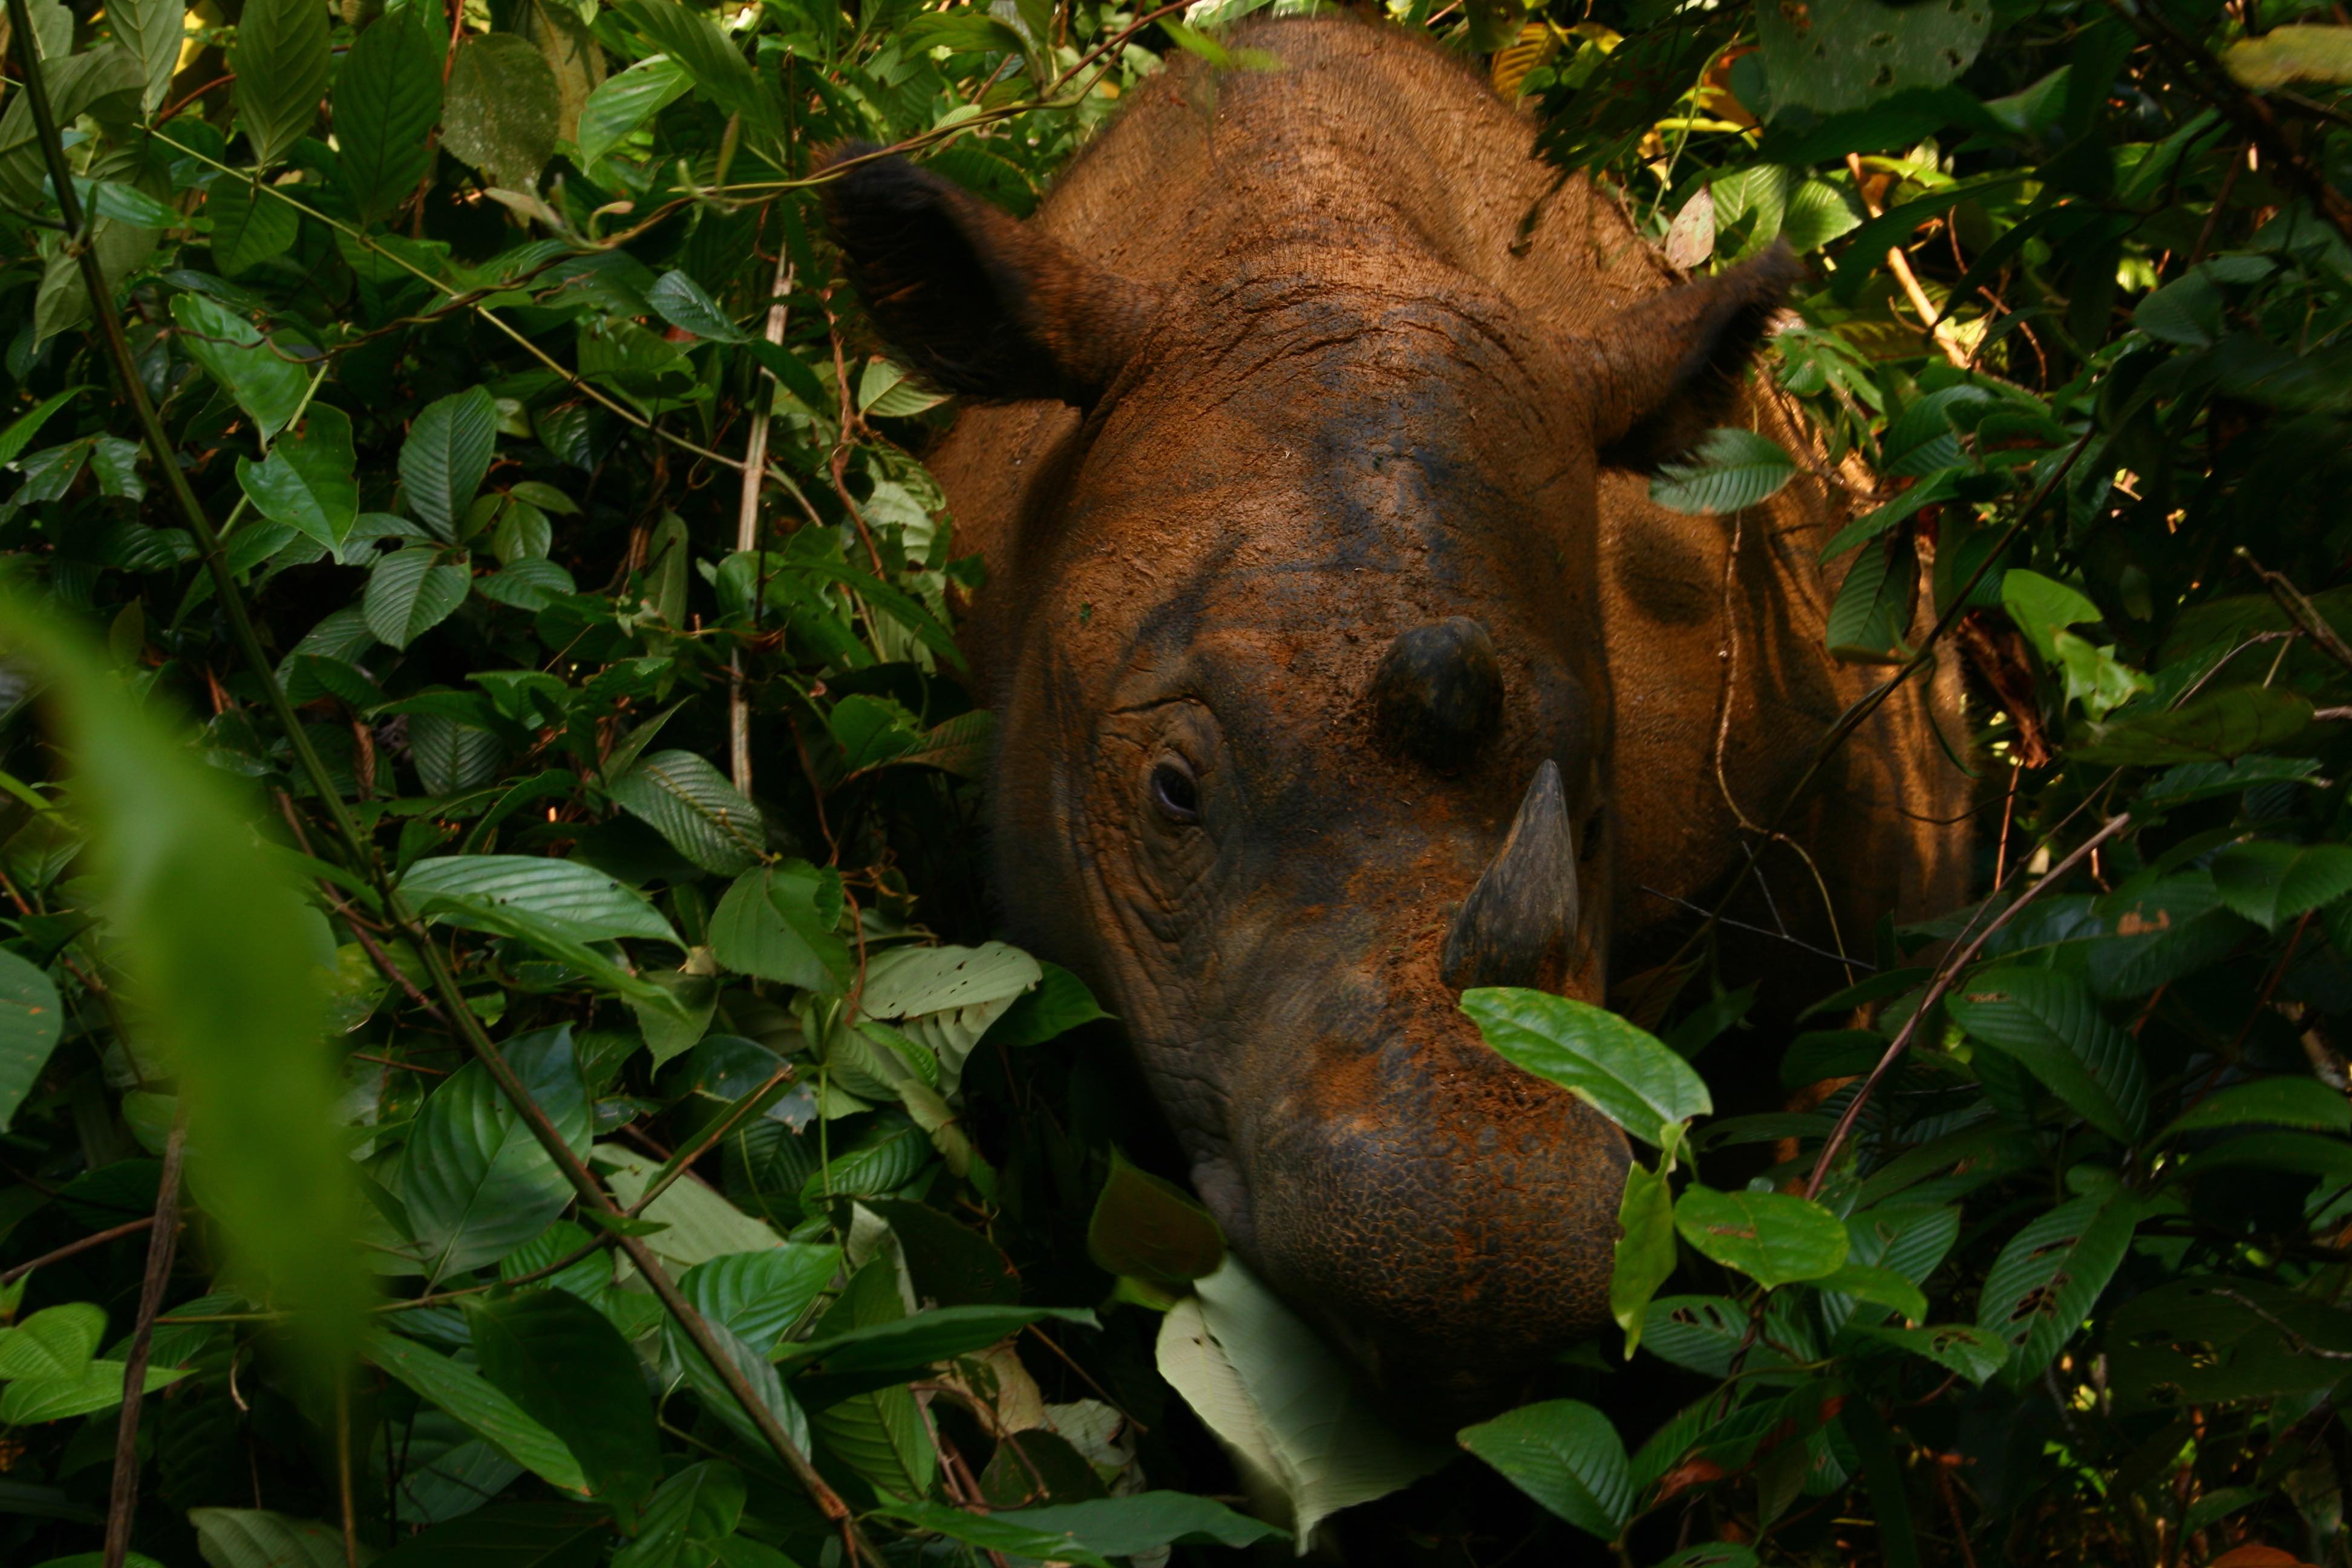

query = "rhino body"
[{"left": 826, "top": 16, "right": 1968, "bottom": 1414}]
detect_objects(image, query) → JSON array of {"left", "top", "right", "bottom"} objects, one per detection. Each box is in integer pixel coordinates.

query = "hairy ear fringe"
[{"left": 1590, "top": 243, "right": 1802, "bottom": 471}]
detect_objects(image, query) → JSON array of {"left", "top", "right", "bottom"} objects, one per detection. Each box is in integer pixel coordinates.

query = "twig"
[
  {"left": 731, "top": 238, "right": 795, "bottom": 795},
  {"left": 102, "top": 1112, "right": 186, "bottom": 1568},
  {"left": 1803, "top": 813, "right": 2132, "bottom": 1198},
  {"left": 1847, "top": 154, "right": 1969, "bottom": 368},
  {"left": 0, "top": 1214, "right": 157, "bottom": 1285},
  {"left": 2239, "top": 547, "right": 2352, "bottom": 675}
]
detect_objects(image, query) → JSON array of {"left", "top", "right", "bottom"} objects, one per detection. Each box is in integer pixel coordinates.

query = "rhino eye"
[{"left": 1150, "top": 758, "right": 1200, "bottom": 825}]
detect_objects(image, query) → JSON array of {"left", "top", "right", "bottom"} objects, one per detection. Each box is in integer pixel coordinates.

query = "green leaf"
[
  {"left": 707, "top": 863, "right": 849, "bottom": 991},
  {"left": 1087, "top": 1150, "right": 1226, "bottom": 1288},
  {"left": 1826, "top": 537, "right": 1916, "bottom": 664},
  {"left": 679, "top": 1244, "right": 841, "bottom": 1353},
  {"left": 780, "top": 1304, "right": 1097, "bottom": 1374},
  {"left": 2159, "top": 1076, "right": 2352, "bottom": 1141},
  {"left": 1852, "top": 1321, "right": 2008, "bottom": 1385},
  {"left": 0, "top": 1357, "right": 182, "bottom": 1423},
  {"left": 647, "top": 270, "right": 747, "bottom": 343},
  {"left": 1456, "top": 1399, "right": 1633, "bottom": 1540},
  {"left": 209, "top": 183, "right": 300, "bottom": 276},
  {"left": 873, "top": 1500, "right": 1114, "bottom": 1568},
  {"left": 335, "top": 7, "right": 443, "bottom": 224},
  {"left": 1947, "top": 965, "right": 2148, "bottom": 1142},
  {"left": 2001, "top": 569, "right": 2102, "bottom": 662},
  {"left": 110, "top": 0, "right": 186, "bottom": 112},
  {"left": 594, "top": 1146, "right": 786, "bottom": 1270},
  {"left": 189, "top": 1509, "right": 347, "bottom": 1568},
  {"left": 665, "top": 1310, "right": 811, "bottom": 1459},
  {"left": 1976, "top": 1191, "right": 2138, "bottom": 1384},
  {"left": 1817, "top": 1262, "right": 1927, "bottom": 1323},
  {"left": 2073, "top": 685, "right": 2313, "bottom": 765},
  {"left": 0, "top": 1303, "right": 102, "bottom": 1380},
  {"left": 984, "top": 962, "right": 1110, "bottom": 1047},
  {"left": 374, "top": 1502, "right": 612, "bottom": 1568},
  {"left": 0, "top": 593, "right": 365, "bottom": 1365},
  {"left": 2209, "top": 840, "right": 2352, "bottom": 930},
  {"left": 950, "top": 1494, "right": 1282, "bottom": 1553},
  {"left": 397, "top": 1027, "right": 590, "bottom": 1281},
  {"left": 0, "top": 948, "right": 61, "bottom": 1132},
  {"left": 401, "top": 856, "right": 679, "bottom": 944},
  {"left": 236, "top": 404, "right": 358, "bottom": 549},
  {"left": 1673, "top": 1186, "right": 1850, "bottom": 1288},
  {"left": 401, "top": 387, "right": 499, "bottom": 540},
  {"left": 609, "top": 750, "right": 766, "bottom": 875},
  {"left": 1647, "top": 428, "right": 1798, "bottom": 515},
  {"left": 1757, "top": 0, "right": 1991, "bottom": 116},
  {"left": 362, "top": 1328, "right": 592, "bottom": 1494},
  {"left": 575, "top": 56, "right": 692, "bottom": 172},
  {"left": 444, "top": 34, "right": 561, "bottom": 189},
  {"left": 469, "top": 1289, "right": 664, "bottom": 1517},
  {"left": 231, "top": 0, "right": 331, "bottom": 167},
  {"left": 1610, "top": 1139, "right": 1678, "bottom": 1356},
  {"left": 611, "top": 1462, "right": 743, "bottom": 1568},
  {"left": 616, "top": 0, "right": 779, "bottom": 137},
  {"left": 1154, "top": 1259, "right": 1449, "bottom": 1541},
  {"left": 169, "top": 293, "right": 309, "bottom": 438},
  {"left": 364, "top": 546, "right": 471, "bottom": 649},
  {"left": 1460, "top": 987, "right": 1711, "bottom": 1146},
  {"left": 2225, "top": 24, "right": 2352, "bottom": 89},
  {"left": 0, "top": 387, "right": 87, "bottom": 466}
]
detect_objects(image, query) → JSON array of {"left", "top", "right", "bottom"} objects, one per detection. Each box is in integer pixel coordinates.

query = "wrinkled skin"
[{"left": 825, "top": 16, "right": 1968, "bottom": 1419}]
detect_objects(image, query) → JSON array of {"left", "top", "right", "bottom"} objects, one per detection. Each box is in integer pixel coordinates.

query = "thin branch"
[
  {"left": 732, "top": 238, "right": 795, "bottom": 795},
  {"left": 102, "top": 1112, "right": 186, "bottom": 1568},
  {"left": 1803, "top": 813, "right": 2133, "bottom": 1199},
  {"left": 0, "top": 1214, "right": 155, "bottom": 1285}
]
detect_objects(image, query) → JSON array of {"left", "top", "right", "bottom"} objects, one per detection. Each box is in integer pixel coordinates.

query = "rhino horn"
[{"left": 1441, "top": 759, "right": 1580, "bottom": 993}]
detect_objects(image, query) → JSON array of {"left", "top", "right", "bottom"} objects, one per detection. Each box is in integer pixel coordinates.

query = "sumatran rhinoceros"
[{"left": 823, "top": 15, "right": 1968, "bottom": 1414}]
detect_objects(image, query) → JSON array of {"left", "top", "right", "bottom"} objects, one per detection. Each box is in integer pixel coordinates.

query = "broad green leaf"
[
  {"left": 0, "top": 948, "right": 61, "bottom": 1131},
  {"left": 2001, "top": 569, "right": 2102, "bottom": 662},
  {"left": 209, "top": 184, "right": 300, "bottom": 276},
  {"left": 1647, "top": 428, "right": 1797, "bottom": 515},
  {"left": 2209, "top": 839, "right": 2352, "bottom": 930},
  {"left": 398, "top": 1027, "right": 590, "bottom": 1282},
  {"left": 336, "top": 6, "right": 443, "bottom": 224},
  {"left": 939, "top": 1494, "right": 1282, "bottom": 1554},
  {"left": 444, "top": 34, "right": 561, "bottom": 189},
  {"left": 2172, "top": 1130, "right": 2352, "bottom": 1180},
  {"left": 984, "top": 962, "right": 1110, "bottom": 1047},
  {"left": 680, "top": 1244, "right": 840, "bottom": 1352},
  {"left": 1154, "top": 1258, "right": 1449, "bottom": 1541},
  {"left": 365, "top": 545, "right": 469, "bottom": 649},
  {"left": 664, "top": 1310, "right": 810, "bottom": 1460},
  {"left": 595, "top": 1145, "right": 785, "bottom": 1270},
  {"left": 2073, "top": 685, "right": 2313, "bottom": 765},
  {"left": 646, "top": 270, "right": 747, "bottom": 343},
  {"left": 169, "top": 293, "right": 309, "bottom": 437},
  {"left": 1758, "top": 0, "right": 1991, "bottom": 116},
  {"left": 0, "top": 594, "right": 365, "bottom": 1364},
  {"left": 2159, "top": 1076, "right": 2352, "bottom": 1141},
  {"left": 1826, "top": 536, "right": 1915, "bottom": 663},
  {"left": 109, "top": 0, "right": 186, "bottom": 111},
  {"left": 2226, "top": 24, "right": 2352, "bottom": 89},
  {"left": 0, "top": 1356, "right": 180, "bottom": 1422},
  {"left": 469, "top": 1289, "right": 664, "bottom": 1516},
  {"left": 575, "top": 56, "right": 692, "bottom": 172},
  {"left": 1673, "top": 1186, "right": 1850, "bottom": 1288},
  {"left": 855, "top": 939, "right": 1040, "bottom": 1091},
  {"left": 616, "top": 0, "right": 779, "bottom": 137},
  {"left": 1976, "top": 1191, "right": 2138, "bottom": 1384},
  {"left": 779, "top": 1304, "right": 1097, "bottom": 1374},
  {"left": 231, "top": 0, "right": 331, "bottom": 167},
  {"left": 1852, "top": 1321, "right": 2008, "bottom": 1385},
  {"left": 400, "top": 387, "right": 499, "bottom": 540},
  {"left": 1457, "top": 1399, "right": 1632, "bottom": 1540},
  {"left": 236, "top": 404, "right": 358, "bottom": 548},
  {"left": 373, "top": 1502, "right": 611, "bottom": 1567},
  {"left": 401, "top": 856, "right": 678, "bottom": 944},
  {"left": 1460, "top": 987, "right": 1711, "bottom": 1146},
  {"left": 189, "top": 1510, "right": 347, "bottom": 1568},
  {"left": 1948, "top": 966, "right": 2148, "bottom": 1142},
  {"left": 2142, "top": 755, "right": 2324, "bottom": 808},
  {"left": 874, "top": 1500, "right": 1114, "bottom": 1568},
  {"left": 365, "top": 1328, "right": 589, "bottom": 1494},
  {"left": 611, "top": 1462, "right": 743, "bottom": 1568},
  {"left": 609, "top": 750, "right": 766, "bottom": 875},
  {"left": 1610, "top": 1138, "right": 1677, "bottom": 1356},
  {"left": 1817, "top": 1262, "right": 1928, "bottom": 1323},
  {"left": 1087, "top": 1150, "right": 1226, "bottom": 1288},
  {"left": 0, "top": 387, "right": 86, "bottom": 466},
  {"left": 707, "top": 863, "right": 849, "bottom": 991},
  {"left": 0, "top": 1302, "right": 103, "bottom": 1380}
]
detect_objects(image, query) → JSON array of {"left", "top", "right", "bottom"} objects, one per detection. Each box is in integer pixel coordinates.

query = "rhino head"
[{"left": 825, "top": 147, "right": 1795, "bottom": 1417}]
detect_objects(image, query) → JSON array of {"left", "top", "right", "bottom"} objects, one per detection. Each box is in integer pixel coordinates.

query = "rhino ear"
[
  {"left": 1587, "top": 243, "right": 1801, "bottom": 471},
  {"left": 820, "top": 145, "right": 1158, "bottom": 407}
]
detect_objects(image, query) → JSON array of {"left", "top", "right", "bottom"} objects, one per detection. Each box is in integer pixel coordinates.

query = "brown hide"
[{"left": 833, "top": 16, "right": 1970, "bottom": 1416}]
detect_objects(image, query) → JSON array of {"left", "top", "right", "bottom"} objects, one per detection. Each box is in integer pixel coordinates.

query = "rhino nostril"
[{"left": 1367, "top": 616, "right": 1503, "bottom": 769}]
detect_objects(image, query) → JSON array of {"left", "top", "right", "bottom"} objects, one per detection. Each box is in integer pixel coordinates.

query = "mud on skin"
[{"left": 823, "top": 14, "right": 1970, "bottom": 1423}]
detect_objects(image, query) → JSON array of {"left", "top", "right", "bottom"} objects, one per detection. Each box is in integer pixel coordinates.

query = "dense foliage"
[{"left": 2, "top": 0, "right": 2352, "bottom": 1563}]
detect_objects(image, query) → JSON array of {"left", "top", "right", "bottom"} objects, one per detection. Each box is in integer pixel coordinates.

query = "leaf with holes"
[
  {"left": 1674, "top": 1186, "right": 1850, "bottom": 1289},
  {"left": 1948, "top": 965, "right": 2148, "bottom": 1143},
  {"left": 1976, "top": 1191, "right": 2138, "bottom": 1385},
  {"left": 1458, "top": 1399, "right": 1633, "bottom": 1541},
  {"left": 609, "top": 750, "right": 766, "bottom": 875},
  {"left": 1648, "top": 427, "right": 1797, "bottom": 515}
]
